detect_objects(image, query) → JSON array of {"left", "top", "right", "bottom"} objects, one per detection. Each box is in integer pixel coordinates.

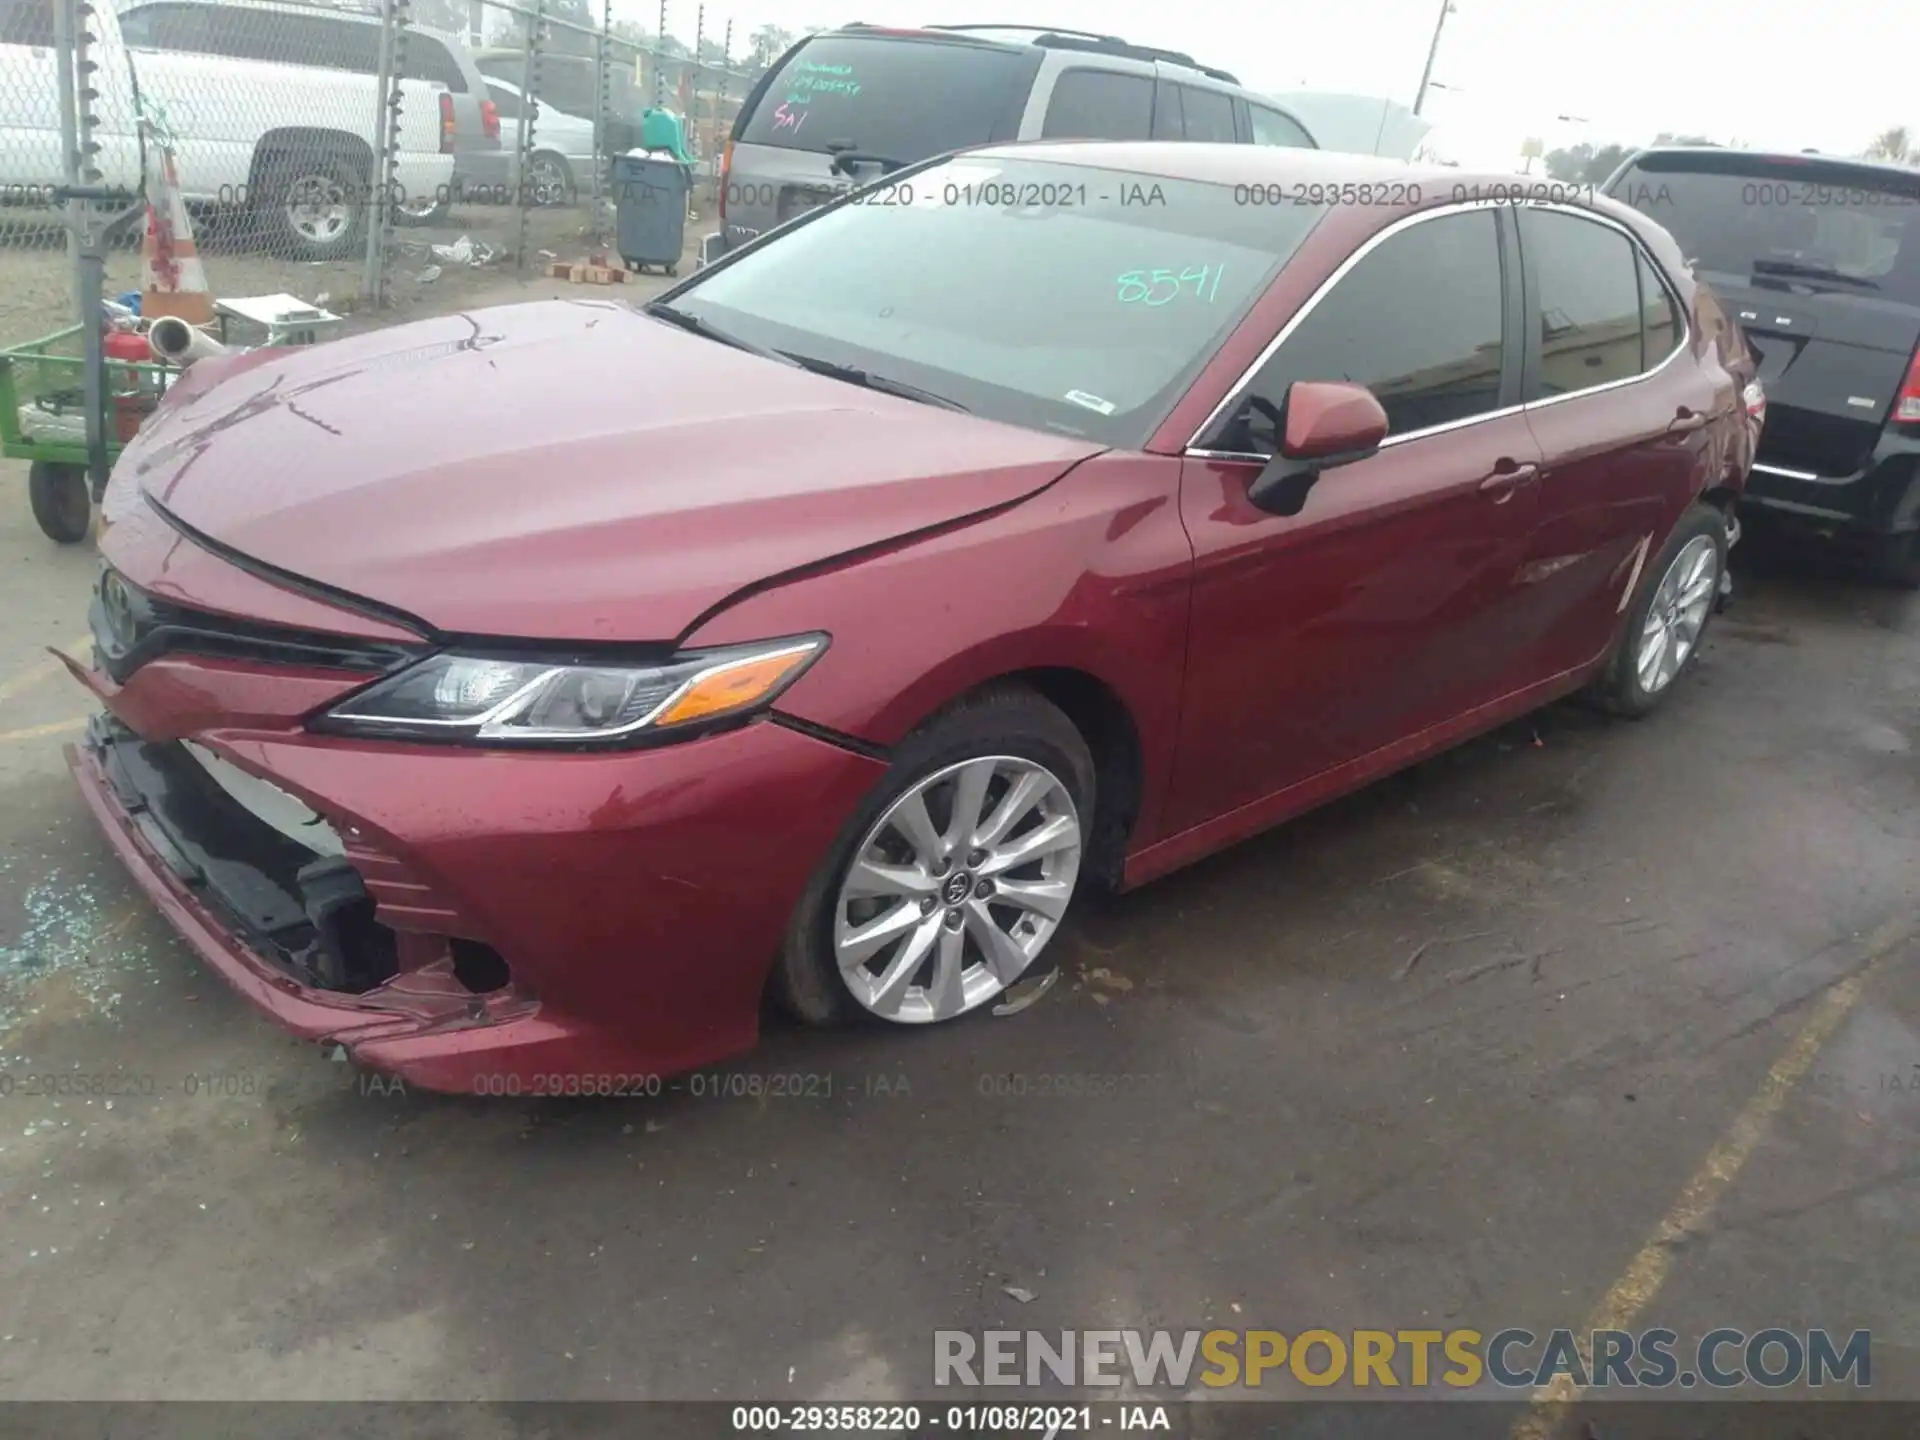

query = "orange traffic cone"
[{"left": 140, "top": 139, "right": 214, "bottom": 326}]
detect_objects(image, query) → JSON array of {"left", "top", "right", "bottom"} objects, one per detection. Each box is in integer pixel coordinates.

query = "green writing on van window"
[
  {"left": 786, "top": 61, "right": 860, "bottom": 100},
  {"left": 1117, "top": 266, "right": 1224, "bottom": 306},
  {"left": 788, "top": 76, "right": 861, "bottom": 99}
]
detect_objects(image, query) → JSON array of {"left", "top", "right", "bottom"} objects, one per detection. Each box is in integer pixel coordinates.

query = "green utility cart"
[{"left": 1, "top": 323, "right": 168, "bottom": 543}]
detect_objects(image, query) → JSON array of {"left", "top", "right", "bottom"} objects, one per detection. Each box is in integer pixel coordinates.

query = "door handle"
[
  {"left": 1478, "top": 461, "right": 1539, "bottom": 501},
  {"left": 1666, "top": 408, "right": 1714, "bottom": 436}
]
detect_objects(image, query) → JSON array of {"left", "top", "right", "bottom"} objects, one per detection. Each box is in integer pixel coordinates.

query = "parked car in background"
[
  {"left": 702, "top": 23, "right": 1320, "bottom": 266},
  {"left": 107, "top": 0, "right": 466, "bottom": 233},
  {"left": 1607, "top": 146, "right": 1920, "bottom": 585},
  {"left": 1270, "top": 91, "right": 1430, "bottom": 160},
  {"left": 0, "top": 0, "right": 454, "bottom": 255},
  {"left": 475, "top": 48, "right": 641, "bottom": 156},
  {"left": 481, "top": 77, "right": 601, "bottom": 206},
  {"left": 71, "top": 144, "right": 1752, "bottom": 1091}
]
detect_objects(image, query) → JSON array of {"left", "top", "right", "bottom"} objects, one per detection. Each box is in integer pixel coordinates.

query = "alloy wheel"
[
  {"left": 1635, "top": 534, "right": 1719, "bottom": 695},
  {"left": 286, "top": 173, "right": 353, "bottom": 245},
  {"left": 528, "top": 156, "right": 570, "bottom": 208},
  {"left": 833, "top": 755, "right": 1082, "bottom": 1023}
]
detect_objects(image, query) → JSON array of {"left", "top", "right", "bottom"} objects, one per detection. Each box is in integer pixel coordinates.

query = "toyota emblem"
[{"left": 100, "top": 571, "right": 136, "bottom": 648}]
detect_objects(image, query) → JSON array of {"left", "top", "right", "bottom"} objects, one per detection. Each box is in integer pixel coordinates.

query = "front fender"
[{"left": 683, "top": 453, "right": 1195, "bottom": 848}]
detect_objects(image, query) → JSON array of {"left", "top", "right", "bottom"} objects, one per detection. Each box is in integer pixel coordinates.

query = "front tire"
[
  {"left": 1592, "top": 503, "right": 1726, "bottom": 718},
  {"left": 29, "top": 460, "right": 90, "bottom": 544},
  {"left": 773, "top": 687, "right": 1094, "bottom": 1028}
]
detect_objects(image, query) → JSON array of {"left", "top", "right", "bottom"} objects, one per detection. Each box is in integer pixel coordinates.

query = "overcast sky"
[{"left": 628, "top": 0, "right": 1916, "bottom": 168}]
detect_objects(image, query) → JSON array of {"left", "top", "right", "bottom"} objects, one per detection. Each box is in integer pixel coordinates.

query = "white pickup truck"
[{"left": 0, "top": 0, "right": 456, "bottom": 259}]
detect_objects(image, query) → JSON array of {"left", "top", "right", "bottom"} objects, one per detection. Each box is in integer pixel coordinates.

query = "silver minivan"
[{"left": 702, "top": 23, "right": 1318, "bottom": 267}]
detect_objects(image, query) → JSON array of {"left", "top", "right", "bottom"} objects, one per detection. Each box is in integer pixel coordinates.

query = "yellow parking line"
[
  {"left": 0, "top": 717, "right": 88, "bottom": 743},
  {"left": 1510, "top": 912, "right": 1914, "bottom": 1439},
  {"left": 0, "top": 633, "right": 92, "bottom": 707}
]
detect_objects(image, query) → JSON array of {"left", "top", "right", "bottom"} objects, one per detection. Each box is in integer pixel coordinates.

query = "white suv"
[
  {"left": 0, "top": 0, "right": 455, "bottom": 258},
  {"left": 704, "top": 23, "right": 1318, "bottom": 267}
]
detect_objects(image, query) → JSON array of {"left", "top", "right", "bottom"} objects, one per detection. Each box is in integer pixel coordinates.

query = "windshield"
[
  {"left": 737, "top": 35, "right": 1028, "bottom": 159},
  {"left": 1611, "top": 157, "right": 1920, "bottom": 305},
  {"left": 669, "top": 156, "right": 1328, "bottom": 447}
]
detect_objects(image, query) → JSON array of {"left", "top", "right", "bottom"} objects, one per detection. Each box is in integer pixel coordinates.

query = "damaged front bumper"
[
  {"left": 68, "top": 698, "right": 890, "bottom": 1094},
  {"left": 69, "top": 714, "right": 539, "bottom": 1069}
]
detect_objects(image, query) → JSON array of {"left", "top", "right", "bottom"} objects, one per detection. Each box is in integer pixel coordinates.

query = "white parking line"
[
  {"left": 0, "top": 634, "right": 92, "bottom": 708},
  {"left": 0, "top": 717, "right": 87, "bottom": 744},
  {"left": 1509, "top": 912, "right": 1916, "bottom": 1438}
]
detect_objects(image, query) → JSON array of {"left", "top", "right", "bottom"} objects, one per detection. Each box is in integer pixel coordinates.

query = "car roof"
[
  {"left": 963, "top": 141, "right": 1668, "bottom": 240},
  {"left": 823, "top": 22, "right": 1241, "bottom": 85},
  {"left": 1621, "top": 144, "right": 1920, "bottom": 180},
  {"left": 131, "top": 0, "right": 382, "bottom": 24},
  {"left": 969, "top": 139, "right": 1466, "bottom": 187}
]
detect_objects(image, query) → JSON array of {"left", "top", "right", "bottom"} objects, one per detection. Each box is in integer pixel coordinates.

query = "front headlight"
[{"left": 314, "top": 635, "right": 827, "bottom": 746}]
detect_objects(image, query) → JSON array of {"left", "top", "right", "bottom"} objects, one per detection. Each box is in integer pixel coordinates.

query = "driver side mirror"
[{"left": 1245, "top": 381, "right": 1390, "bottom": 516}]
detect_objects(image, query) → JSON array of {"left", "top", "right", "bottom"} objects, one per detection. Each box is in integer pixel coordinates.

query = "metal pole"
[
  {"left": 592, "top": 0, "right": 610, "bottom": 238},
  {"left": 53, "top": 0, "right": 107, "bottom": 497},
  {"left": 654, "top": 0, "right": 666, "bottom": 107},
  {"left": 361, "top": 0, "right": 397, "bottom": 304},
  {"left": 714, "top": 19, "right": 731, "bottom": 186},
  {"left": 53, "top": 0, "right": 82, "bottom": 289},
  {"left": 1411, "top": 0, "right": 1450, "bottom": 118},
  {"left": 516, "top": 0, "right": 542, "bottom": 276}
]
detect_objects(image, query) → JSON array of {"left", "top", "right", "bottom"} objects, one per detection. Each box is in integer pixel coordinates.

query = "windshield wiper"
[
  {"left": 1750, "top": 259, "right": 1880, "bottom": 290},
  {"left": 640, "top": 301, "right": 798, "bottom": 365},
  {"left": 780, "top": 352, "right": 970, "bottom": 412}
]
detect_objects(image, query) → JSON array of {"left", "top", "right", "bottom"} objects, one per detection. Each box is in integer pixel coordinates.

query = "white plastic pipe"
[{"left": 148, "top": 315, "right": 229, "bottom": 366}]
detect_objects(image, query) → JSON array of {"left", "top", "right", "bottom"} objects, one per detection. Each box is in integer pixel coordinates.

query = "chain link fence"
[
  {"left": 380, "top": 0, "right": 750, "bottom": 301},
  {"left": 0, "top": 0, "right": 759, "bottom": 348}
]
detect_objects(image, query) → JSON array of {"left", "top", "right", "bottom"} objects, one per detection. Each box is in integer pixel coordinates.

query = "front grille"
[{"left": 90, "top": 566, "right": 424, "bottom": 686}]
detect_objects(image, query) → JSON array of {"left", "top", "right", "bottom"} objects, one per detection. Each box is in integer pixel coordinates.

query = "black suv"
[{"left": 1607, "top": 147, "right": 1920, "bottom": 585}]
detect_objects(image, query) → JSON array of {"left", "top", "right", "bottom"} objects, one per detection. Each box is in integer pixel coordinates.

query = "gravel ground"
[{"left": 0, "top": 195, "right": 706, "bottom": 348}]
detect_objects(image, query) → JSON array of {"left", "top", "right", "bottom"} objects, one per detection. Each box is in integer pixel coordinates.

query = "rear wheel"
[
  {"left": 772, "top": 687, "right": 1094, "bottom": 1028},
  {"left": 259, "top": 150, "right": 366, "bottom": 261},
  {"left": 1591, "top": 504, "right": 1726, "bottom": 718},
  {"left": 28, "top": 460, "right": 90, "bottom": 544},
  {"left": 526, "top": 152, "right": 575, "bottom": 208}
]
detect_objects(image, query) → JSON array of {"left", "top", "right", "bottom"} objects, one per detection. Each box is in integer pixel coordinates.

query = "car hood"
[{"left": 119, "top": 300, "right": 1103, "bottom": 641}]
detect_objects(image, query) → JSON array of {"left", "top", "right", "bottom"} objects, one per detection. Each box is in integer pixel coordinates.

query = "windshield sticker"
[
  {"left": 1064, "top": 390, "right": 1117, "bottom": 416},
  {"left": 1117, "top": 266, "right": 1225, "bottom": 306}
]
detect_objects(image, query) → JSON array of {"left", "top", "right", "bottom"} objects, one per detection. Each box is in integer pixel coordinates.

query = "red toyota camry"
[{"left": 64, "top": 143, "right": 1758, "bottom": 1093}]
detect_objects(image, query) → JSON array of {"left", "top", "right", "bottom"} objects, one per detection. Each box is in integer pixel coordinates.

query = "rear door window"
[
  {"left": 1249, "top": 103, "right": 1315, "bottom": 148},
  {"left": 536, "top": 59, "right": 598, "bottom": 116},
  {"left": 1638, "top": 250, "right": 1681, "bottom": 369},
  {"left": 1041, "top": 69, "right": 1153, "bottom": 141},
  {"left": 738, "top": 35, "right": 1028, "bottom": 160},
  {"left": 1175, "top": 85, "right": 1235, "bottom": 143},
  {"left": 1611, "top": 157, "right": 1920, "bottom": 305},
  {"left": 1149, "top": 83, "right": 1183, "bottom": 141},
  {"left": 1521, "top": 208, "right": 1646, "bottom": 395}
]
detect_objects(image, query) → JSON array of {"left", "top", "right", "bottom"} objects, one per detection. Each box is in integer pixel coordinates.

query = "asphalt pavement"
[{"left": 0, "top": 482, "right": 1915, "bottom": 1416}]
